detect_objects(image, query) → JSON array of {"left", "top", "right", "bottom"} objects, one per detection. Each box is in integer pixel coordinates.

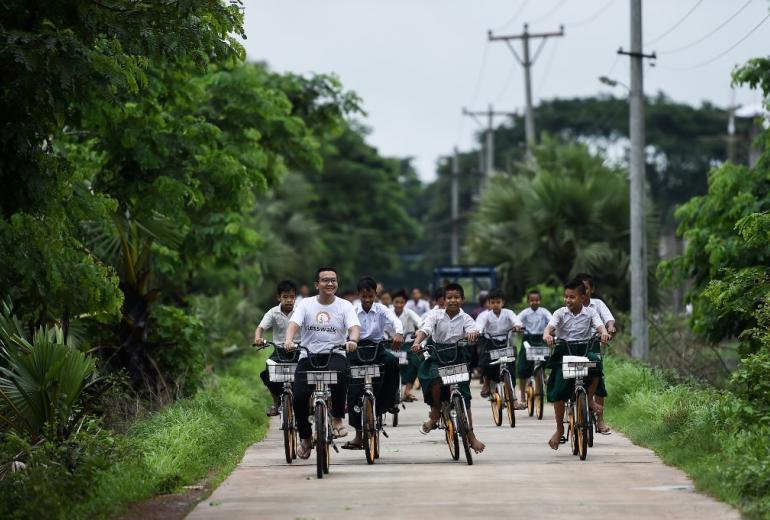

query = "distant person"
[
  {"left": 380, "top": 290, "right": 393, "bottom": 308},
  {"left": 475, "top": 288, "right": 522, "bottom": 400},
  {"left": 430, "top": 286, "right": 446, "bottom": 310},
  {"left": 516, "top": 290, "right": 553, "bottom": 405},
  {"left": 389, "top": 289, "right": 423, "bottom": 402},
  {"left": 470, "top": 291, "right": 490, "bottom": 319},
  {"left": 405, "top": 287, "right": 431, "bottom": 316},
  {"left": 295, "top": 283, "right": 311, "bottom": 304}
]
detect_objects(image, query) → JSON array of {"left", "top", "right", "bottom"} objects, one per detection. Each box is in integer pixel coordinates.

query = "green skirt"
[
  {"left": 545, "top": 342, "right": 603, "bottom": 403},
  {"left": 417, "top": 342, "right": 472, "bottom": 406},
  {"left": 516, "top": 334, "right": 544, "bottom": 380}
]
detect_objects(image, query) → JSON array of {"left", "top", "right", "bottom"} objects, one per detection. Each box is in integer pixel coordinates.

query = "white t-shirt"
[
  {"left": 476, "top": 308, "right": 522, "bottom": 337},
  {"left": 517, "top": 307, "right": 553, "bottom": 335},
  {"left": 257, "top": 305, "right": 298, "bottom": 344},
  {"left": 290, "top": 296, "right": 360, "bottom": 356}
]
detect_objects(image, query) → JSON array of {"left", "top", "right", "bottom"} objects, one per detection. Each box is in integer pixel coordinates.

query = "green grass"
[
  {"left": 604, "top": 356, "right": 770, "bottom": 519},
  {"left": 70, "top": 351, "right": 272, "bottom": 518}
]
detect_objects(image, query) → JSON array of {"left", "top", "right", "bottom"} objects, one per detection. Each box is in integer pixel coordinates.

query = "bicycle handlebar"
[
  {"left": 416, "top": 339, "right": 470, "bottom": 365},
  {"left": 296, "top": 345, "right": 347, "bottom": 369}
]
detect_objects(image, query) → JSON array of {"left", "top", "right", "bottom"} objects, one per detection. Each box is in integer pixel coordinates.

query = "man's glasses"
[{"left": 319, "top": 278, "right": 338, "bottom": 285}]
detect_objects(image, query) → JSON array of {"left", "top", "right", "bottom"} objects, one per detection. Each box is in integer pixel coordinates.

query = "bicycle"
[
  {"left": 555, "top": 338, "right": 600, "bottom": 461},
  {"left": 418, "top": 339, "right": 475, "bottom": 465},
  {"left": 391, "top": 331, "right": 418, "bottom": 427},
  {"left": 348, "top": 340, "right": 390, "bottom": 464},
  {"left": 482, "top": 331, "right": 517, "bottom": 428},
  {"left": 297, "top": 345, "right": 346, "bottom": 479},
  {"left": 523, "top": 332, "right": 550, "bottom": 420},
  {"left": 253, "top": 341, "right": 299, "bottom": 464}
]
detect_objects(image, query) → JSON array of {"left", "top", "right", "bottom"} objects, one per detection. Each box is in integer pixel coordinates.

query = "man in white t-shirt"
[{"left": 284, "top": 267, "right": 360, "bottom": 459}]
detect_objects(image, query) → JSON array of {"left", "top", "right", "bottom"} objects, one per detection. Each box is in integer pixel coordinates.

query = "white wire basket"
[
  {"left": 305, "top": 371, "right": 338, "bottom": 385},
  {"left": 525, "top": 342, "right": 551, "bottom": 361},
  {"left": 437, "top": 363, "right": 470, "bottom": 385},
  {"left": 266, "top": 361, "right": 297, "bottom": 383},
  {"left": 489, "top": 346, "right": 516, "bottom": 361},
  {"left": 350, "top": 365, "right": 381, "bottom": 379},
  {"left": 561, "top": 356, "right": 595, "bottom": 379},
  {"left": 395, "top": 351, "right": 409, "bottom": 365}
]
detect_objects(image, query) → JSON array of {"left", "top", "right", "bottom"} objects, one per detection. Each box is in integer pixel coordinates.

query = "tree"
[{"left": 467, "top": 137, "right": 657, "bottom": 310}]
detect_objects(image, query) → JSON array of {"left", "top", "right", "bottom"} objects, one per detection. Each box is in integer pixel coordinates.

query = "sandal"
[
  {"left": 419, "top": 419, "right": 437, "bottom": 435},
  {"left": 597, "top": 424, "right": 612, "bottom": 435},
  {"left": 297, "top": 441, "right": 312, "bottom": 459},
  {"left": 332, "top": 425, "right": 348, "bottom": 439},
  {"left": 265, "top": 404, "right": 280, "bottom": 417},
  {"left": 341, "top": 440, "right": 363, "bottom": 450},
  {"left": 480, "top": 388, "right": 490, "bottom": 398},
  {"left": 513, "top": 401, "right": 528, "bottom": 410},
  {"left": 404, "top": 393, "right": 418, "bottom": 402}
]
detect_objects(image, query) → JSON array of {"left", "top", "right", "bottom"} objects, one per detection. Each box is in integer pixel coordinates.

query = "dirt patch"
[{"left": 115, "top": 473, "right": 217, "bottom": 520}]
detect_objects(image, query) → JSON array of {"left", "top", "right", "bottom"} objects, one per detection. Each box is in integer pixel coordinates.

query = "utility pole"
[
  {"left": 488, "top": 24, "right": 564, "bottom": 151},
  {"left": 450, "top": 147, "right": 460, "bottom": 265},
  {"left": 462, "top": 105, "right": 516, "bottom": 191},
  {"left": 727, "top": 89, "right": 738, "bottom": 163},
  {"left": 619, "top": 0, "right": 655, "bottom": 361}
]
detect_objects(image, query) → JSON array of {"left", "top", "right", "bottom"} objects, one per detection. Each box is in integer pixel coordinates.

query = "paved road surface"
[{"left": 188, "top": 381, "right": 739, "bottom": 520}]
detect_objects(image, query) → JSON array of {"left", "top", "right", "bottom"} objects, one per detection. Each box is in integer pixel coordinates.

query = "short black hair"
[
  {"left": 315, "top": 266, "right": 337, "bottom": 281},
  {"left": 575, "top": 273, "right": 594, "bottom": 288},
  {"left": 565, "top": 278, "right": 587, "bottom": 295},
  {"left": 488, "top": 288, "right": 505, "bottom": 301},
  {"left": 444, "top": 282, "right": 464, "bottom": 299},
  {"left": 432, "top": 286, "right": 446, "bottom": 300},
  {"left": 392, "top": 289, "right": 408, "bottom": 301},
  {"left": 478, "top": 292, "right": 489, "bottom": 305},
  {"left": 276, "top": 280, "right": 298, "bottom": 295},
  {"left": 357, "top": 276, "right": 377, "bottom": 292},
  {"left": 527, "top": 289, "right": 541, "bottom": 298}
]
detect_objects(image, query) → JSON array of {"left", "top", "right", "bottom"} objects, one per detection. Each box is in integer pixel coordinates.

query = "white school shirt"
[
  {"left": 355, "top": 302, "right": 403, "bottom": 342},
  {"left": 589, "top": 298, "right": 614, "bottom": 324},
  {"left": 405, "top": 298, "right": 431, "bottom": 317},
  {"left": 475, "top": 308, "right": 522, "bottom": 337},
  {"left": 289, "top": 296, "right": 360, "bottom": 356},
  {"left": 418, "top": 308, "right": 478, "bottom": 344},
  {"left": 547, "top": 306, "right": 604, "bottom": 342},
  {"left": 385, "top": 307, "right": 422, "bottom": 338},
  {"left": 257, "top": 305, "right": 298, "bottom": 344},
  {"left": 517, "top": 307, "right": 553, "bottom": 335}
]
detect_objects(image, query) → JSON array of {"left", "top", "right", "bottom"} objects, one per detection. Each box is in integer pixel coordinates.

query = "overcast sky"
[{"left": 242, "top": 0, "right": 769, "bottom": 181}]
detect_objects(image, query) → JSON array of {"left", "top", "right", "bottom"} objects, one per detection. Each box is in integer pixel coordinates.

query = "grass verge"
[{"left": 604, "top": 356, "right": 770, "bottom": 519}]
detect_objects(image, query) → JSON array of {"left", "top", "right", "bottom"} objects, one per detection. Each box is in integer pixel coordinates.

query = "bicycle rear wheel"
[
  {"left": 282, "top": 393, "right": 295, "bottom": 464},
  {"left": 504, "top": 371, "right": 516, "bottom": 428},
  {"left": 443, "top": 406, "right": 459, "bottom": 460},
  {"left": 526, "top": 379, "right": 535, "bottom": 417},
  {"left": 577, "top": 390, "right": 589, "bottom": 460},
  {"left": 490, "top": 388, "right": 503, "bottom": 426},
  {"left": 569, "top": 400, "right": 578, "bottom": 456},
  {"left": 363, "top": 395, "right": 376, "bottom": 465},
  {"left": 536, "top": 367, "right": 545, "bottom": 420},
  {"left": 588, "top": 409, "right": 595, "bottom": 448},
  {"left": 454, "top": 394, "right": 473, "bottom": 465},
  {"left": 315, "top": 403, "right": 326, "bottom": 479}
]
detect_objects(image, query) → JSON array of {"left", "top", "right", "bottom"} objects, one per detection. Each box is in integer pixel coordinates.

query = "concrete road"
[{"left": 188, "top": 382, "right": 739, "bottom": 520}]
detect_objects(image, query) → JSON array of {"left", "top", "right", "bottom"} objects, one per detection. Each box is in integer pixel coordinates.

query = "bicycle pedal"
[
  {"left": 401, "top": 403, "right": 406, "bottom": 410},
  {"left": 332, "top": 443, "right": 339, "bottom": 453},
  {"left": 382, "top": 430, "right": 389, "bottom": 438}
]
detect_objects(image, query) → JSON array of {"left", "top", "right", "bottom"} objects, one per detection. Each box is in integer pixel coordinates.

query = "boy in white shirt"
[
  {"left": 516, "top": 290, "right": 553, "bottom": 404},
  {"left": 254, "top": 280, "right": 300, "bottom": 417},
  {"left": 390, "top": 289, "right": 423, "bottom": 402},
  {"left": 284, "top": 267, "right": 360, "bottom": 459},
  {"left": 475, "top": 288, "right": 522, "bottom": 401},
  {"left": 412, "top": 283, "right": 485, "bottom": 453},
  {"left": 405, "top": 287, "right": 431, "bottom": 316},
  {"left": 343, "top": 277, "right": 403, "bottom": 450},
  {"left": 543, "top": 279, "right": 610, "bottom": 451}
]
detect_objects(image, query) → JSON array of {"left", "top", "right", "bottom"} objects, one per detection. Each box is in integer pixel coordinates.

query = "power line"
[
  {"left": 566, "top": 0, "right": 618, "bottom": 29},
  {"left": 494, "top": 63, "right": 517, "bottom": 105},
  {"left": 658, "top": 0, "right": 754, "bottom": 55},
  {"left": 537, "top": 38, "right": 560, "bottom": 92},
  {"left": 530, "top": 0, "right": 567, "bottom": 25},
  {"left": 646, "top": 0, "right": 704, "bottom": 46},
  {"left": 495, "top": 0, "right": 529, "bottom": 33},
  {"left": 658, "top": 13, "right": 770, "bottom": 72},
  {"left": 467, "top": 41, "right": 490, "bottom": 107}
]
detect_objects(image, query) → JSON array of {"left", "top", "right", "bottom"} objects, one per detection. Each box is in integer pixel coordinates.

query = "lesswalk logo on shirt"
[{"left": 307, "top": 311, "right": 336, "bottom": 332}]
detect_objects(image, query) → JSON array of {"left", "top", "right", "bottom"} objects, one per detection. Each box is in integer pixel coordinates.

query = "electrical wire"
[
  {"left": 537, "top": 39, "right": 560, "bottom": 93},
  {"left": 658, "top": 0, "right": 754, "bottom": 55},
  {"left": 565, "top": 0, "right": 618, "bottom": 29},
  {"left": 467, "top": 41, "right": 490, "bottom": 107},
  {"left": 646, "top": 0, "right": 704, "bottom": 46},
  {"left": 494, "top": 64, "right": 518, "bottom": 106},
  {"left": 530, "top": 0, "right": 567, "bottom": 25},
  {"left": 495, "top": 0, "right": 529, "bottom": 32},
  {"left": 657, "top": 12, "right": 770, "bottom": 72}
]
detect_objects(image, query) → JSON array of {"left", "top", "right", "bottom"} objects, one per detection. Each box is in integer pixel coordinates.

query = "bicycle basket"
[
  {"left": 304, "top": 371, "right": 338, "bottom": 385},
  {"left": 525, "top": 343, "right": 550, "bottom": 361},
  {"left": 561, "top": 356, "right": 595, "bottom": 379},
  {"left": 267, "top": 360, "right": 297, "bottom": 383},
  {"left": 349, "top": 364, "right": 381, "bottom": 379},
  {"left": 489, "top": 346, "right": 516, "bottom": 361},
  {"left": 437, "top": 363, "right": 470, "bottom": 385},
  {"left": 395, "top": 351, "right": 409, "bottom": 365}
]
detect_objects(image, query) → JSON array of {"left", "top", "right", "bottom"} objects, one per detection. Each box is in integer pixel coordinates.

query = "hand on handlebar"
[
  {"left": 284, "top": 340, "right": 297, "bottom": 352},
  {"left": 600, "top": 331, "right": 611, "bottom": 344},
  {"left": 466, "top": 331, "right": 478, "bottom": 343},
  {"left": 391, "top": 334, "right": 404, "bottom": 350},
  {"left": 543, "top": 334, "right": 555, "bottom": 347},
  {"left": 253, "top": 337, "right": 265, "bottom": 347},
  {"left": 345, "top": 340, "right": 358, "bottom": 353}
]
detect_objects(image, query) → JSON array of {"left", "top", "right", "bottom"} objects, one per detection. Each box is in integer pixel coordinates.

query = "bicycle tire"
[
  {"left": 491, "top": 389, "right": 503, "bottom": 426},
  {"left": 504, "top": 371, "right": 516, "bottom": 428},
  {"left": 374, "top": 415, "right": 381, "bottom": 459},
  {"left": 315, "top": 403, "right": 326, "bottom": 479},
  {"left": 536, "top": 367, "right": 545, "bottom": 420},
  {"left": 363, "top": 395, "right": 376, "bottom": 465},
  {"left": 454, "top": 394, "right": 473, "bottom": 465},
  {"left": 526, "top": 379, "right": 535, "bottom": 417},
  {"left": 588, "top": 409, "right": 595, "bottom": 448},
  {"left": 392, "top": 410, "right": 399, "bottom": 427},
  {"left": 282, "top": 393, "right": 294, "bottom": 464},
  {"left": 569, "top": 400, "right": 578, "bottom": 456},
  {"left": 577, "top": 390, "right": 589, "bottom": 460},
  {"left": 444, "top": 407, "right": 459, "bottom": 460}
]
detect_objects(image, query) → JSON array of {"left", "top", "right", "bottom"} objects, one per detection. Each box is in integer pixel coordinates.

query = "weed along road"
[{"left": 187, "top": 380, "right": 739, "bottom": 520}]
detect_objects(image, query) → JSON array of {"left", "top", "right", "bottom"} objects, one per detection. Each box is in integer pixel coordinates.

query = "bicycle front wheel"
[
  {"left": 454, "top": 394, "right": 473, "bottom": 465},
  {"left": 504, "top": 371, "right": 516, "bottom": 428},
  {"left": 363, "top": 395, "right": 376, "bottom": 465},
  {"left": 315, "top": 403, "right": 326, "bottom": 479},
  {"left": 282, "top": 392, "right": 295, "bottom": 464},
  {"left": 444, "top": 406, "right": 459, "bottom": 460},
  {"left": 490, "top": 388, "right": 503, "bottom": 426},
  {"left": 536, "top": 367, "right": 545, "bottom": 420},
  {"left": 526, "top": 379, "right": 535, "bottom": 417},
  {"left": 569, "top": 400, "right": 578, "bottom": 456},
  {"left": 577, "top": 390, "right": 589, "bottom": 460}
]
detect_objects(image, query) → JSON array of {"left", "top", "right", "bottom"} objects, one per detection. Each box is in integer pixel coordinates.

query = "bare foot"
[
  {"left": 468, "top": 434, "right": 485, "bottom": 453},
  {"left": 548, "top": 429, "right": 564, "bottom": 450},
  {"left": 589, "top": 400, "right": 603, "bottom": 414},
  {"left": 597, "top": 419, "right": 611, "bottom": 434},
  {"left": 297, "top": 438, "right": 313, "bottom": 459}
]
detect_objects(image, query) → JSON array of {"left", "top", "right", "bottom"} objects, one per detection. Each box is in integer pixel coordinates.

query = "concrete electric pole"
[
  {"left": 462, "top": 105, "right": 517, "bottom": 190},
  {"left": 488, "top": 24, "right": 564, "bottom": 151}
]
